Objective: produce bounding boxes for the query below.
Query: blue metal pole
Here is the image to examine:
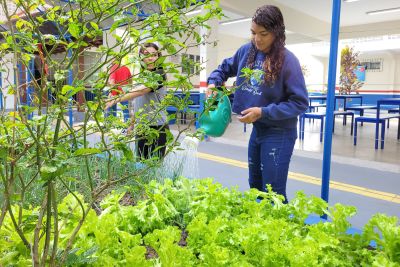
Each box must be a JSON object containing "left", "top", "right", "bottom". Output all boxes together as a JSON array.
[
  {"left": 321, "top": 0, "right": 341, "bottom": 212},
  {"left": 27, "top": 58, "right": 35, "bottom": 119},
  {"left": 67, "top": 49, "right": 74, "bottom": 127}
]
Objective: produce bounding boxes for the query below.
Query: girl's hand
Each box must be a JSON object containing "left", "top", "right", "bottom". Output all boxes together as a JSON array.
[
  {"left": 206, "top": 84, "right": 218, "bottom": 98},
  {"left": 105, "top": 100, "right": 115, "bottom": 110},
  {"left": 238, "top": 107, "right": 262, "bottom": 123}
]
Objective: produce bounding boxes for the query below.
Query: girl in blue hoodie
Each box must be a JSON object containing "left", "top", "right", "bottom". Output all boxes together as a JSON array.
[{"left": 207, "top": 5, "right": 309, "bottom": 202}]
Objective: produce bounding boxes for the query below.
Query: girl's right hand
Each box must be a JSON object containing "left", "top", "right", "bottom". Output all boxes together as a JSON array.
[{"left": 206, "top": 84, "right": 218, "bottom": 98}]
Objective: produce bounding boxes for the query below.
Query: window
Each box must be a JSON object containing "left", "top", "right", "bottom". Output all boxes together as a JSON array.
[
  {"left": 181, "top": 54, "right": 200, "bottom": 75},
  {"left": 359, "top": 58, "right": 383, "bottom": 72}
]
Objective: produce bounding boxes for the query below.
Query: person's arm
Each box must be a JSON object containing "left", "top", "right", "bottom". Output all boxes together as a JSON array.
[
  {"left": 105, "top": 85, "right": 151, "bottom": 109},
  {"left": 207, "top": 47, "right": 242, "bottom": 87},
  {"left": 105, "top": 67, "right": 165, "bottom": 109}
]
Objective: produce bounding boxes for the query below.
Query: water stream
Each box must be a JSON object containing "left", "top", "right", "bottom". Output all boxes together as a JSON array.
[{"left": 160, "top": 136, "right": 200, "bottom": 179}]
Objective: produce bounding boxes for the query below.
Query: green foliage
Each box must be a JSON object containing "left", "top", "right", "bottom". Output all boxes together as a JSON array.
[{"left": 1, "top": 178, "right": 399, "bottom": 266}]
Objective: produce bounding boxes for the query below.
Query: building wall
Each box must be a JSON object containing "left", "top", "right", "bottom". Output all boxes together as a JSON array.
[
  {"left": 165, "top": 31, "right": 247, "bottom": 88},
  {"left": 392, "top": 53, "right": 400, "bottom": 93},
  {"left": 217, "top": 33, "right": 248, "bottom": 86},
  {"left": 358, "top": 51, "right": 396, "bottom": 93},
  {"left": 315, "top": 50, "right": 400, "bottom": 104},
  {"left": 1, "top": 53, "right": 15, "bottom": 109},
  {"left": 287, "top": 43, "right": 326, "bottom": 93}
]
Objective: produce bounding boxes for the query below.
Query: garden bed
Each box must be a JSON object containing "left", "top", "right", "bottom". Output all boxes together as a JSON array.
[{"left": 1, "top": 178, "right": 399, "bottom": 266}]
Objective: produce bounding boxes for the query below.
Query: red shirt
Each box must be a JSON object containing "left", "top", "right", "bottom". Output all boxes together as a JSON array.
[{"left": 109, "top": 64, "right": 131, "bottom": 96}]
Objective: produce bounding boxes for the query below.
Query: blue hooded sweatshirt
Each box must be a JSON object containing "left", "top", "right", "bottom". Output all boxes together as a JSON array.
[{"left": 207, "top": 42, "right": 309, "bottom": 129}]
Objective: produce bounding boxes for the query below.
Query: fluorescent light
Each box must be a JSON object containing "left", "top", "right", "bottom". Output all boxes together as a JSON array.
[
  {"left": 186, "top": 9, "right": 201, "bottom": 16},
  {"left": 220, "top": 17, "right": 252, "bottom": 26},
  {"left": 343, "top": 0, "right": 361, "bottom": 3},
  {"left": 366, "top": 7, "right": 400, "bottom": 15}
]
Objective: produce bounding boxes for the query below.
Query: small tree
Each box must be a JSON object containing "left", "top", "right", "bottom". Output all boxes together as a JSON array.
[
  {"left": 339, "top": 46, "right": 363, "bottom": 95},
  {"left": 0, "top": 0, "right": 221, "bottom": 265}
]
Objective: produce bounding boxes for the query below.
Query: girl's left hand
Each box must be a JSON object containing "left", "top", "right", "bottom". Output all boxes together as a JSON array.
[{"left": 238, "top": 107, "right": 262, "bottom": 123}]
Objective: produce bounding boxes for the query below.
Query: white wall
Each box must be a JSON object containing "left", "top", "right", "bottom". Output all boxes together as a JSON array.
[
  {"left": 217, "top": 34, "right": 248, "bottom": 63},
  {"left": 304, "top": 49, "right": 399, "bottom": 95},
  {"left": 299, "top": 54, "right": 325, "bottom": 92},
  {"left": 166, "top": 31, "right": 247, "bottom": 87},
  {"left": 217, "top": 33, "right": 248, "bottom": 86},
  {"left": 357, "top": 51, "right": 396, "bottom": 92},
  {"left": 1, "top": 53, "right": 15, "bottom": 110},
  {"left": 395, "top": 53, "right": 400, "bottom": 91},
  {"left": 287, "top": 43, "right": 326, "bottom": 92}
]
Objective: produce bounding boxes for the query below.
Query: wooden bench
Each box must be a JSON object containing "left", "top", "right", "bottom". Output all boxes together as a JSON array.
[
  {"left": 353, "top": 114, "right": 400, "bottom": 149},
  {"left": 299, "top": 110, "right": 354, "bottom": 142}
]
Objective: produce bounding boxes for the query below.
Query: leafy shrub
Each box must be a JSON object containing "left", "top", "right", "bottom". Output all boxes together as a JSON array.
[{"left": 1, "top": 178, "right": 398, "bottom": 266}]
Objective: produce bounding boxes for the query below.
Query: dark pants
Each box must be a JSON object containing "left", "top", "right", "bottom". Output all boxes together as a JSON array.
[
  {"left": 106, "top": 101, "right": 129, "bottom": 122},
  {"left": 137, "top": 125, "right": 169, "bottom": 159},
  {"left": 248, "top": 125, "right": 297, "bottom": 203}
]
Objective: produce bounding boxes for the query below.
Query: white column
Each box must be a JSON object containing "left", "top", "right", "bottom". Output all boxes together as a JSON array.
[
  {"left": 199, "top": 12, "right": 219, "bottom": 93},
  {"left": 4, "top": 53, "right": 15, "bottom": 110}
]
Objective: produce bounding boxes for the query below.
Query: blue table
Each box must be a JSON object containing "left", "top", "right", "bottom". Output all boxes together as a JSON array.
[
  {"left": 335, "top": 94, "right": 363, "bottom": 110},
  {"left": 308, "top": 95, "right": 327, "bottom": 112},
  {"left": 308, "top": 94, "right": 363, "bottom": 111},
  {"left": 308, "top": 95, "right": 327, "bottom": 104},
  {"left": 375, "top": 98, "right": 400, "bottom": 149}
]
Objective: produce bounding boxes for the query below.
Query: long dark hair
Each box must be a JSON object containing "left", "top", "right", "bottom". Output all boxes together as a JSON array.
[{"left": 246, "top": 5, "right": 286, "bottom": 84}]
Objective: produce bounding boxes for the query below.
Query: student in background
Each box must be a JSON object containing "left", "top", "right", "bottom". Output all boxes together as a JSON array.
[
  {"left": 106, "top": 43, "right": 169, "bottom": 159},
  {"left": 106, "top": 61, "right": 131, "bottom": 122}
]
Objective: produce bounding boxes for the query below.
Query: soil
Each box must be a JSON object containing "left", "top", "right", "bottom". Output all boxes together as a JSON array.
[
  {"left": 119, "top": 192, "right": 136, "bottom": 206},
  {"left": 145, "top": 245, "right": 159, "bottom": 259},
  {"left": 178, "top": 229, "right": 188, "bottom": 247}
]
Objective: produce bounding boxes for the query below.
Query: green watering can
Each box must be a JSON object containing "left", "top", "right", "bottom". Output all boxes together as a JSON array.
[{"left": 199, "top": 92, "right": 232, "bottom": 137}]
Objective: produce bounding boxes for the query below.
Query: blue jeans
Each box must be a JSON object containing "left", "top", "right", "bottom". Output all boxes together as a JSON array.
[
  {"left": 106, "top": 101, "right": 129, "bottom": 122},
  {"left": 248, "top": 125, "right": 297, "bottom": 203}
]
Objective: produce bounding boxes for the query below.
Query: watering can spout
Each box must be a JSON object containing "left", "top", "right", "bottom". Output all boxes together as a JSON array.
[{"left": 199, "top": 92, "right": 232, "bottom": 137}]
